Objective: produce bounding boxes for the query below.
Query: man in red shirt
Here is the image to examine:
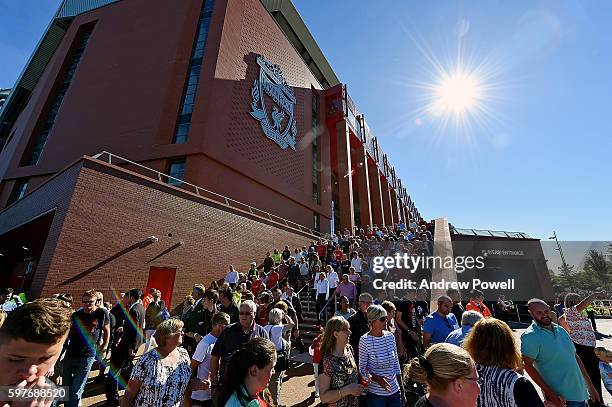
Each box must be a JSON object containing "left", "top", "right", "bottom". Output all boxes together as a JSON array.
[
  {"left": 316, "top": 240, "right": 327, "bottom": 259},
  {"left": 333, "top": 246, "right": 344, "bottom": 262},
  {"left": 251, "top": 271, "right": 266, "bottom": 297},
  {"left": 465, "top": 289, "right": 492, "bottom": 318},
  {"left": 267, "top": 267, "right": 280, "bottom": 289},
  {"left": 142, "top": 287, "right": 155, "bottom": 310}
]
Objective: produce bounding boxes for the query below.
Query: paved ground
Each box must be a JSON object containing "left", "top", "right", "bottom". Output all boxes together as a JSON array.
[{"left": 80, "top": 319, "right": 612, "bottom": 406}]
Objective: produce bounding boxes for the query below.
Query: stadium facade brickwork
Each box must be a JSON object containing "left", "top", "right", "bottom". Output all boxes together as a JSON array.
[
  {"left": 0, "top": 0, "right": 420, "bottom": 305},
  {"left": 0, "top": 157, "right": 315, "bottom": 305}
]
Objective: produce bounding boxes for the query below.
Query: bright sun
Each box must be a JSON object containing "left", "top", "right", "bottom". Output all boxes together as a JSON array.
[{"left": 431, "top": 71, "right": 482, "bottom": 116}]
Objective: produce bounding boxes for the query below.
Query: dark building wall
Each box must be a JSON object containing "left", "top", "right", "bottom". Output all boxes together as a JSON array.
[
  {"left": 0, "top": 164, "right": 82, "bottom": 299},
  {"left": 451, "top": 234, "right": 555, "bottom": 301},
  {"left": 0, "top": 158, "right": 316, "bottom": 306},
  {"left": 0, "top": 0, "right": 332, "bottom": 231}
]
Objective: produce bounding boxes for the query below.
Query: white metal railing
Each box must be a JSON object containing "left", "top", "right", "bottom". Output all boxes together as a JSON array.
[{"left": 91, "top": 151, "right": 326, "bottom": 238}]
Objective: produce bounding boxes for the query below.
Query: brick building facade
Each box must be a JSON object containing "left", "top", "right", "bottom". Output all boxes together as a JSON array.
[{"left": 0, "top": 0, "right": 422, "bottom": 304}]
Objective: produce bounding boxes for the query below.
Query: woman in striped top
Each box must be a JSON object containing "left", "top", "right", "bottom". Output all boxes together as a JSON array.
[{"left": 358, "top": 305, "right": 405, "bottom": 407}]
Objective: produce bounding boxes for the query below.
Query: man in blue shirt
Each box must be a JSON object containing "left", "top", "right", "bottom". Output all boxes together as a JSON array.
[
  {"left": 445, "top": 310, "right": 482, "bottom": 346},
  {"left": 397, "top": 220, "right": 406, "bottom": 232},
  {"left": 423, "top": 295, "right": 459, "bottom": 348},
  {"left": 521, "top": 298, "right": 600, "bottom": 407}
]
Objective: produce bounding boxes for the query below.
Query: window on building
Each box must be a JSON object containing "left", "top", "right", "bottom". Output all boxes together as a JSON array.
[
  {"left": 172, "top": 0, "right": 215, "bottom": 144},
  {"left": 312, "top": 142, "right": 319, "bottom": 203},
  {"left": 6, "top": 179, "right": 29, "bottom": 206},
  {"left": 313, "top": 212, "right": 320, "bottom": 232},
  {"left": 21, "top": 25, "right": 94, "bottom": 166},
  {"left": 167, "top": 158, "right": 186, "bottom": 187},
  {"left": 311, "top": 88, "right": 321, "bottom": 204}
]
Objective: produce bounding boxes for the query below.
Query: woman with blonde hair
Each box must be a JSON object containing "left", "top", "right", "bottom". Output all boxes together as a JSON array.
[
  {"left": 463, "top": 318, "right": 546, "bottom": 407},
  {"left": 406, "top": 343, "right": 480, "bottom": 407},
  {"left": 359, "top": 304, "right": 404, "bottom": 406},
  {"left": 122, "top": 318, "right": 194, "bottom": 407},
  {"left": 319, "top": 316, "right": 364, "bottom": 407}
]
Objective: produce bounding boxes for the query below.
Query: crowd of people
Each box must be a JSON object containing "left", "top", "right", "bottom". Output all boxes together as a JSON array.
[{"left": 0, "top": 219, "right": 611, "bottom": 407}]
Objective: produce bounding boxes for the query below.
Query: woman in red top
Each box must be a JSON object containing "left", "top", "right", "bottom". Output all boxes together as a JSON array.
[{"left": 310, "top": 327, "right": 324, "bottom": 398}]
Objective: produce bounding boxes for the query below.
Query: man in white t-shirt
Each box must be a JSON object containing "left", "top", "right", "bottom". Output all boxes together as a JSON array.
[
  {"left": 298, "top": 257, "right": 309, "bottom": 286},
  {"left": 350, "top": 253, "right": 362, "bottom": 274},
  {"left": 326, "top": 265, "right": 339, "bottom": 313},
  {"left": 190, "top": 312, "right": 230, "bottom": 406}
]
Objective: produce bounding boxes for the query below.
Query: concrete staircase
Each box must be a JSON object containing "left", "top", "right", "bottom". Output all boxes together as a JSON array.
[{"left": 297, "top": 287, "right": 321, "bottom": 347}]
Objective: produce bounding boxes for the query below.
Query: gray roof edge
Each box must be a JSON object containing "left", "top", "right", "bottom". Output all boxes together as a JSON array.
[
  {"left": 57, "top": 0, "right": 120, "bottom": 18},
  {"left": 261, "top": 0, "right": 340, "bottom": 87},
  {"left": 0, "top": 1, "right": 65, "bottom": 126}
]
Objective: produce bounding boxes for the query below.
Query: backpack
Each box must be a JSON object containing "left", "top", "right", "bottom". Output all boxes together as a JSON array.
[{"left": 265, "top": 325, "right": 289, "bottom": 371}]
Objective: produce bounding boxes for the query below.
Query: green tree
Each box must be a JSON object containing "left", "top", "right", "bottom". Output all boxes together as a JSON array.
[
  {"left": 575, "top": 268, "right": 600, "bottom": 292},
  {"left": 558, "top": 263, "right": 577, "bottom": 292},
  {"left": 549, "top": 268, "right": 565, "bottom": 296},
  {"left": 583, "top": 249, "right": 611, "bottom": 291}
]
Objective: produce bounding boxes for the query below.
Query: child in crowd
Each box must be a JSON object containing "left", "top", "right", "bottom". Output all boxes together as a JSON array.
[
  {"left": 309, "top": 327, "right": 324, "bottom": 398},
  {"left": 595, "top": 347, "right": 612, "bottom": 396}
]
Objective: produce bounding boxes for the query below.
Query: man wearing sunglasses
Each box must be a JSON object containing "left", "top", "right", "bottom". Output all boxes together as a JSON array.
[
  {"left": 209, "top": 300, "right": 268, "bottom": 398},
  {"left": 62, "top": 289, "right": 110, "bottom": 407},
  {"left": 422, "top": 295, "right": 459, "bottom": 349}
]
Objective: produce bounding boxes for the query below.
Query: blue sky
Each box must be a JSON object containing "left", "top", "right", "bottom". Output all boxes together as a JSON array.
[{"left": 1, "top": 0, "right": 610, "bottom": 241}]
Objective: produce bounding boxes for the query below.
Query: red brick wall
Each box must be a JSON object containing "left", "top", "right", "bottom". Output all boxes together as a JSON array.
[
  {"left": 37, "top": 159, "right": 314, "bottom": 307},
  {"left": 187, "top": 0, "right": 333, "bottom": 229},
  {"left": 0, "top": 164, "right": 82, "bottom": 298},
  {"left": 0, "top": 0, "right": 332, "bottom": 231}
]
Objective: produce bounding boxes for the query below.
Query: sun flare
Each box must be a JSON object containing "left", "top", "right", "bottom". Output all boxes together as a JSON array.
[
  {"left": 399, "top": 25, "right": 505, "bottom": 137},
  {"left": 432, "top": 71, "right": 482, "bottom": 116}
]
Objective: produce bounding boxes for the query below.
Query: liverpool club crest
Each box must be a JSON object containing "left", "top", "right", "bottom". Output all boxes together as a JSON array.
[{"left": 250, "top": 55, "right": 297, "bottom": 150}]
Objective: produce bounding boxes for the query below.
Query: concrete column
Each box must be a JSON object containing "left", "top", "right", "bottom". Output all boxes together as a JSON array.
[
  {"left": 368, "top": 164, "right": 384, "bottom": 226},
  {"left": 380, "top": 176, "right": 393, "bottom": 227},
  {"left": 335, "top": 121, "right": 355, "bottom": 232},
  {"left": 352, "top": 146, "right": 372, "bottom": 228},
  {"left": 430, "top": 217, "right": 455, "bottom": 312}
]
